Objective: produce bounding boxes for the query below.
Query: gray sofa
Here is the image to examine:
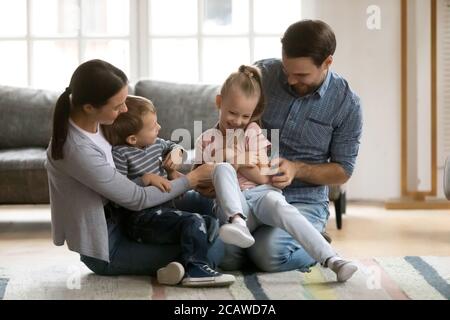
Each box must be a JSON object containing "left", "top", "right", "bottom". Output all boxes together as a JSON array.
[{"left": 0, "top": 81, "right": 346, "bottom": 228}]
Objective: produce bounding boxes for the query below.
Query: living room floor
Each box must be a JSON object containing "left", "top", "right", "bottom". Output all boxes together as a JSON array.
[{"left": 0, "top": 203, "right": 449, "bottom": 269}]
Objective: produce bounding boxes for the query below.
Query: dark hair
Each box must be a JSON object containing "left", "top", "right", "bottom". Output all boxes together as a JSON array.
[
  {"left": 220, "top": 65, "right": 265, "bottom": 126},
  {"left": 51, "top": 59, "right": 128, "bottom": 160},
  {"left": 102, "top": 95, "right": 156, "bottom": 146},
  {"left": 281, "top": 20, "right": 336, "bottom": 66}
]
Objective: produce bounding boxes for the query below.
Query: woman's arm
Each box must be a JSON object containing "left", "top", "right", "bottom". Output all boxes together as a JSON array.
[{"left": 58, "top": 143, "right": 210, "bottom": 211}]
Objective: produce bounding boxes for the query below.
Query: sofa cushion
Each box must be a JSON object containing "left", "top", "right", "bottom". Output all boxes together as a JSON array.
[
  {"left": 0, "top": 85, "right": 57, "bottom": 148},
  {"left": 0, "top": 148, "right": 49, "bottom": 203},
  {"left": 134, "top": 80, "right": 219, "bottom": 149}
]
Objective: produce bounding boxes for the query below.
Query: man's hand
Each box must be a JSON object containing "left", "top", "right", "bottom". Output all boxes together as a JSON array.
[
  {"left": 142, "top": 173, "right": 172, "bottom": 192},
  {"left": 269, "top": 158, "right": 297, "bottom": 189}
]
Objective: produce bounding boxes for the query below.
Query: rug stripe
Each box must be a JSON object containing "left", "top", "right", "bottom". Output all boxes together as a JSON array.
[
  {"left": 376, "top": 257, "right": 444, "bottom": 300},
  {"left": 405, "top": 256, "right": 450, "bottom": 300},
  {"left": 302, "top": 267, "right": 338, "bottom": 300},
  {"left": 0, "top": 278, "right": 8, "bottom": 300},
  {"left": 256, "top": 271, "right": 309, "bottom": 300},
  {"left": 242, "top": 271, "right": 269, "bottom": 300},
  {"left": 311, "top": 261, "right": 392, "bottom": 300},
  {"left": 229, "top": 272, "right": 256, "bottom": 300},
  {"left": 359, "top": 259, "right": 410, "bottom": 300},
  {"left": 422, "top": 257, "right": 450, "bottom": 285},
  {"left": 150, "top": 277, "right": 166, "bottom": 300}
]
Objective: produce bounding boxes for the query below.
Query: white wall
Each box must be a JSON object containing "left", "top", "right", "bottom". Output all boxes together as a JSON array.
[{"left": 302, "top": 0, "right": 402, "bottom": 200}]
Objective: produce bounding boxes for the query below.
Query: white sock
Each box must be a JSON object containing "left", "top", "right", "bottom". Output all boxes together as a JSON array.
[{"left": 231, "top": 214, "right": 247, "bottom": 227}]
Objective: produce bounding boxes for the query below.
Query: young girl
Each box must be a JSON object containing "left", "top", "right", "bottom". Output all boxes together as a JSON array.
[
  {"left": 102, "top": 95, "right": 235, "bottom": 287},
  {"left": 195, "top": 65, "right": 358, "bottom": 282}
]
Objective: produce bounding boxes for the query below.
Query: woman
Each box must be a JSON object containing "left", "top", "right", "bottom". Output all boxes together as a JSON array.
[{"left": 45, "top": 59, "right": 224, "bottom": 278}]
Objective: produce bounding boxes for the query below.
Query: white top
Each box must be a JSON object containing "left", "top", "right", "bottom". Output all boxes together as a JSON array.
[{"left": 69, "top": 118, "right": 116, "bottom": 168}]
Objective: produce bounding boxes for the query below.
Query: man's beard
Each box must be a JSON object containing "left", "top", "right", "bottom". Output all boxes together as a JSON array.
[{"left": 294, "top": 83, "right": 319, "bottom": 96}]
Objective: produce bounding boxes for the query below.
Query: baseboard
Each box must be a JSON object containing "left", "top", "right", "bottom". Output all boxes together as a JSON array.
[{"left": 385, "top": 197, "right": 450, "bottom": 209}]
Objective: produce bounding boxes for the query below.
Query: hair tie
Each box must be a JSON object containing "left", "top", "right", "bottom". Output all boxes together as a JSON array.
[{"left": 243, "top": 70, "right": 254, "bottom": 78}]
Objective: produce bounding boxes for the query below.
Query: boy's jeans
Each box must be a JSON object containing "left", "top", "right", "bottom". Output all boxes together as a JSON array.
[{"left": 80, "top": 193, "right": 223, "bottom": 276}]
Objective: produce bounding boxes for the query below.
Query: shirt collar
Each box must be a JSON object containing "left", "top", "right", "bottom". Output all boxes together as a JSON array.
[{"left": 316, "top": 69, "right": 332, "bottom": 98}]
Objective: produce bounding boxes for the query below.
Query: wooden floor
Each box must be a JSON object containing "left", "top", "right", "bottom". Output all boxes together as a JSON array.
[{"left": 0, "top": 203, "right": 449, "bottom": 268}]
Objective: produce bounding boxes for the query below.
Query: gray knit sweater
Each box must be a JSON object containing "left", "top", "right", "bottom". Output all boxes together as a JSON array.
[{"left": 45, "top": 125, "right": 191, "bottom": 262}]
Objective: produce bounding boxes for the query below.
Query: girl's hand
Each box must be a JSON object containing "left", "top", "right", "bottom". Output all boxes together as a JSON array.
[{"left": 142, "top": 173, "right": 172, "bottom": 192}]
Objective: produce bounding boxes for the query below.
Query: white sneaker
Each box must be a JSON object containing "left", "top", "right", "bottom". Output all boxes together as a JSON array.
[
  {"left": 219, "top": 223, "right": 255, "bottom": 248},
  {"left": 157, "top": 262, "right": 185, "bottom": 285}
]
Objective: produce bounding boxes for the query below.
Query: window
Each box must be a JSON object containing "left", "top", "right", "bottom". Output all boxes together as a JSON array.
[
  {"left": 0, "top": 0, "right": 130, "bottom": 90},
  {"left": 0, "top": 0, "right": 302, "bottom": 89},
  {"left": 147, "top": 0, "right": 302, "bottom": 84}
]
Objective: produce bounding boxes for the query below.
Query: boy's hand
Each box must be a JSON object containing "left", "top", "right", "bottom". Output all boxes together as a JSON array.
[
  {"left": 142, "top": 173, "right": 172, "bottom": 192},
  {"left": 163, "top": 148, "right": 184, "bottom": 172}
]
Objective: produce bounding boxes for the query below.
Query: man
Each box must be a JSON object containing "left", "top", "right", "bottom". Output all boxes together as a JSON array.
[{"left": 220, "top": 20, "right": 363, "bottom": 272}]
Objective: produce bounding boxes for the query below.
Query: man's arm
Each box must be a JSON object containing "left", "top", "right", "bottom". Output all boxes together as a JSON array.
[
  {"left": 270, "top": 159, "right": 349, "bottom": 189},
  {"left": 295, "top": 161, "right": 349, "bottom": 184},
  {"left": 271, "top": 93, "right": 362, "bottom": 189}
]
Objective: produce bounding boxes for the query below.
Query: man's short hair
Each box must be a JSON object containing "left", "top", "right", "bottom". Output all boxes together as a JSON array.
[{"left": 281, "top": 20, "right": 336, "bottom": 66}]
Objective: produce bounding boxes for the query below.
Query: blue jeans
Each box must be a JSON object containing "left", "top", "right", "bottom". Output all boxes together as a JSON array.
[
  {"left": 80, "top": 191, "right": 223, "bottom": 276},
  {"left": 220, "top": 201, "right": 330, "bottom": 273}
]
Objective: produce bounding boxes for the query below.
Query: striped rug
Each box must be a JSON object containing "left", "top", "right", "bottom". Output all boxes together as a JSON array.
[{"left": 0, "top": 256, "right": 448, "bottom": 300}]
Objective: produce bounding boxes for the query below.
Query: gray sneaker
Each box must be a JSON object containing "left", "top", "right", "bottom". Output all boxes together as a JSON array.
[
  {"left": 157, "top": 262, "right": 185, "bottom": 285},
  {"left": 330, "top": 260, "right": 358, "bottom": 282},
  {"left": 181, "top": 264, "right": 235, "bottom": 287}
]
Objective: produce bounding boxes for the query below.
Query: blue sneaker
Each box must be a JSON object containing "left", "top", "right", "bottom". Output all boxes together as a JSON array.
[{"left": 181, "top": 263, "right": 235, "bottom": 287}]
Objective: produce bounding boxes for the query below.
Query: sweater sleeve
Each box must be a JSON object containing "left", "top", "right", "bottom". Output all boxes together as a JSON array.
[{"left": 61, "top": 142, "right": 191, "bottom": 211}]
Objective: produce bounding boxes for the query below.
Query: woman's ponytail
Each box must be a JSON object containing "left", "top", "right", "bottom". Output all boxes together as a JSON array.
[{"left": 50, "top": 88, "right": 72, "bottom": 160}]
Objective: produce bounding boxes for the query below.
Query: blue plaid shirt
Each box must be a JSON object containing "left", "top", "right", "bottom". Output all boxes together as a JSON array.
[{"left": 256, "top": 59, "right": 363, "bottom": 204}]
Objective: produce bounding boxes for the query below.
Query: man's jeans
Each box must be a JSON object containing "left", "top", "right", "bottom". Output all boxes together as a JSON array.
[
  {"left": 220, "top": 201, "right": 330, "bottom": 273},
  {"left": 80, "top": 191, "right": 223, "bottom": 276}
]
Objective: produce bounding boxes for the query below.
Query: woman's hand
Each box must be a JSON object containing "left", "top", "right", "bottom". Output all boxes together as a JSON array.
[
  {"left": 167, "top": 170, "right": 185, "bottom": 180},
  {"left": 142, "top": 173, "right": 172, "bottom": 192},
  {"left": 186, "top": 163, "right": 215, "bottom": 188},
  {"left": 195, "top": 184, "right": 216, "bottom": 198}
]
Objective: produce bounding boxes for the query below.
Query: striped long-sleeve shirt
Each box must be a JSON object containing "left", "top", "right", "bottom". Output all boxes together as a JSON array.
[{"left": 112, "top": 138, "right": 184, "bottom": 185}]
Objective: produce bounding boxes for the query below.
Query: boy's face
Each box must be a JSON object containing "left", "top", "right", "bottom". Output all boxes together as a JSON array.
[{"left": 129, "top": 112, "right": 160, "bottom": 148}]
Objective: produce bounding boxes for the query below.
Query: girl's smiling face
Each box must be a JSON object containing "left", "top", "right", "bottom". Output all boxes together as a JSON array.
[{"left": 216, "top": 86, "right": 260, "bottom": 133}]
